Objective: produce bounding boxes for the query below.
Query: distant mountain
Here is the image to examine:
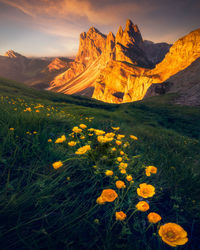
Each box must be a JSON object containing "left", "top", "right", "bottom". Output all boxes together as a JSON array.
[{"left": 0, "top": 51, "right": 72, "bottom": 89}]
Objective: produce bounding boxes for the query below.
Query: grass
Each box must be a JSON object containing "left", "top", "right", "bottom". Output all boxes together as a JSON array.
[{"left": 0, "top": 77, "right": 200, "bottom": 249}]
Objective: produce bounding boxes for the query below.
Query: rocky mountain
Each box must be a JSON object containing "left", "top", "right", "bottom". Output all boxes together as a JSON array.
[
  {"left": 123, "top": 28, "right": 200, "bottom": 103},
  {"left": 145, "top": 58, "right": 200, "bottom": 105},
  {"left": 143, "top": 40, "right": 172, "bottom": 64},
  {"left": 49, "top": 19, "right": 152, "bottom": 96},
  {"left": 0, "top": 51, "right": 71, "bottom": 89}
]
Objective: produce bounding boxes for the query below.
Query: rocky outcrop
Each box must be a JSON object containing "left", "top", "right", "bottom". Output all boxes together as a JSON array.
[
  {"left": 123, "top": 28, "right": 200, "bottom": 103},
  {"left": 145, "top": 58, "right": 200, "bottom": 105},
  {"left": 49, "top": 19, "right": 151, "bottom": 96},
  {"left": 115, "top": 20, "right": 151, "bottom": 67},
  {"left": 4, "top": 50, "right": 25, "bottom": 58}
]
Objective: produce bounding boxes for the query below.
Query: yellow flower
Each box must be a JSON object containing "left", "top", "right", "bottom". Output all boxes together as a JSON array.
[
  {"left": 105, "top": 170, "right": 114, "bottom": 176},
  {"left": 116, "top": 140, "right": 122, "bottom": 145},
  {"left": 126, "top": 175, "right": 133, "bottom": 181},
  {"left": 100, "top": 189, "right": 118, "bottom": 202},
  {"left": 105, "top": 132, "right": 115, "bottom": 138},
  {"left": 147, "top": 212, "right": 162, "bottom": 223},
  {"left": 48, "top": 139, "right": 52, "bottom": 142},
  {"left": 80, "top": 136, "right": 85, "bottom": 139},
  {"left": 35, "top": 110, "right": 40, "bottom": 112},
  {"left": 72, "top": 126, "right": 82, "bottom": 133},
  {"left": 88, "top": 128, "right": 95, "bottom": 132},
  {"left": 158, "top": 223, "right": 188, "bottom": 247},
  {"left": 119, "top": 162, "right": 128, "bottom": 169},
  {"left": 136, "top": 201, "right": 149, "bottom": 212},
  {"left": 130, "top": 135, "right": 138, "bottom": 140},
  {"left": 117, "top": 157, "right": 123, "bottom": 162},
  {"left": 33, "top": 131, "right": 37, "bottom": 134},
  {"left": 75, "top": 145, "right": 91, "bottom": 155},
  {"left": 97, "top": 135, "right": 113, "bottom": 143},
  {"left": 94, "top": 129, "right": 105, "bottom": 135},
  {"left": 116, "top": 180, "right": 126, "bottom": 189},
  {"left": 88, "top": 133, "right": 93, "bottom": 136},
  {"left": 52, "top": 161, "right": 63, "bottom": 169},
  {"left": 120, "top": 169, "right": 126, "bottom": 174},
  {"left": 79, "top": 124, "right": 87, "bottom": 129},
  {"left": 112, "top": 127, "right": 120, "bottom": 131},
  {"left": 115, "top": 211, "right": 127, "bottom": 221},
  {"left": 137, "top": 183, "right": 155, "bottom": 198},
  {"left": 120, "top": 151, "right": 125, "bottom": 155},
  {"left": 112, "top": 147, "right": 117, "bottom": 151},
  {"left": 145, "top": 166, "right": 157, "bottom": 176},
  {"left": 96, "top": 196, "right": 105, "bottom": 205},
  {"left": 55, "top": 135, "right": 66, "bottom": 143},
  {"left": 117, "top": 134, "right": 125, "bottom": 140},
  {"left": 9, "top": 128, "right": 14, "bottom": 131},
  {"left": 68, "top": 141, "right": 77, "bottom": 146}
]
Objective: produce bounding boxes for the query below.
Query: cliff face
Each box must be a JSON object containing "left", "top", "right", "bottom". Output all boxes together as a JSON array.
[
  {"left": 49, "top": 19, "right": 152, "bottom": 97},
  {"left": 123, "top": 28, "right": 200, "bottom": 103},
  {"left": 48, "top": 21, "right": 200, "bottom": 105}
]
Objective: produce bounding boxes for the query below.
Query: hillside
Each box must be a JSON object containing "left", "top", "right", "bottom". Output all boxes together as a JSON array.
[{"left": 0, "top": 77, "right": 200, "bottom": 249}]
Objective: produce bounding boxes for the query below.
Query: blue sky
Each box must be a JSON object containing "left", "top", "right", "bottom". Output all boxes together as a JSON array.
[{"left": 0, "top": 0, "right": 199, "bottom": 57}]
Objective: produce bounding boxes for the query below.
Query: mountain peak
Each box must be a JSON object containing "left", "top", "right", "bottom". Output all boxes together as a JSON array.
[{"left": 4, "top": 50, "right": 23, "bottom": 58}]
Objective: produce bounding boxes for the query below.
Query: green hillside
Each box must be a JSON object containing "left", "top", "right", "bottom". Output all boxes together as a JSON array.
[{"left": 0, "top": 77, "right": 200, "bottom": 249}]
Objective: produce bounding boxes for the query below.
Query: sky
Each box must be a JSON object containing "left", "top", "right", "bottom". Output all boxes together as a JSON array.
[{"left": 0, "top": 0, "right": 200, "bottom": 57}]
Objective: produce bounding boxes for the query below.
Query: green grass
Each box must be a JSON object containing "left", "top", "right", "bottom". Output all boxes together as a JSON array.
[{"left": 0, "top": 77, "right": 200, "bottom": 249}]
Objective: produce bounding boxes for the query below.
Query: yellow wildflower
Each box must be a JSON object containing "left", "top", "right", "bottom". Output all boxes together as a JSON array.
[
  {"left": 137, "top": 183, "right": 155, "bottom": 198},
  {"left": 130, "top": 135, "right": 138, "bottom": 140},
  {"left": 117, "top": 157, "right": 123, "bottom": 162},
  {"left": 136, "top": 201, "right": 149, "bottom": 212},
  {"left": 55, "top": 135, "right": 66, "bottom": 143},
  {"left": 116, "top": 180, "right": 126, "bottom": 189},
  {"left": 115, "top": 211, "right": 127, "bottom": 221},
  {"left": 100, "top": 189, "right": 118, "bottom": 202},
  {"left": 72, "top": 126, "right": 82, "bottom": 133},
  {"left": 117, "top": 134, "right": 125, "bottom": 140},
  {"left": 120, "top": 169, "right": 126, "bottom": 174},
  {"left": 79, "top": 124, "right": 87, "bottom": 129},
  {"left": 94, "top": 129, "right": 105, "bottom": 135},
  {"left": 112, "top": 127, "right": 120, "bottom": 131},
  {"left": 75, "top": 145, "right": 91, "bottom": 155},
  {"left": 9, "top": 128, "right": 14, "bottom": 131},
  {"left": 68, "top": 141, "right": 77, "bottom": 146},
  {"left": 105, "top": 170, "right": 114, "bottom": 176},
  {"left": 112, "top": 147, "right": 117, "bottom": 151},
  {"left": 96, "top": 196, "right": 105, "bottom": 205},
  {"left": 116, "top": 140, "right": 122, "bottom": 145},
  {"left": 52, "top": 161, "right": 63, "bottom": 169},
  {"left": 126, "top": 175, "right": 133, "bottom": 181},
  {"left": 147, "top": 212, "right": 162, "bottom": 224},
  {"left": 48, "top": 139, "right": 52, "bottom": 142},
  {"left": 158, "top": 223, "right": 188, "bottom": 247},
  {"left": 120, "top": 151, "right": 125, "bottom": 155},
  {"left": 145, "top": 166, "right": 157, "bottom": 176}
]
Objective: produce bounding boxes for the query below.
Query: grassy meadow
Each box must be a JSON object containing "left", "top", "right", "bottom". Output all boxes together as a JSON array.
[{"left": 0, "top": 77, "right": 200, "bottom": 249}]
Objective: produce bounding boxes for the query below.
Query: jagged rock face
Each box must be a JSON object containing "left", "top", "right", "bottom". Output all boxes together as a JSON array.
[
  {"left": 92, "top": 61, "right": 146, "bottom": 103},
  {"left": 145, "top": 58, "right": 200, "bottom": 105},
  {"left": 47, "top": 58, "right": 69, "bottom": 72},
  {"left": 76, "top": 27, "right": 106, "bottom": 66},
  {"left": 49, "top": 19, "right": 151, "bottom": 97},
  {"left": 143, "top": 40, "right": 172, "bottom": 64},
  {"left": 115, "top": 20, "right": 151, "bottom": 67},
  {"left": 152, "top": 29, "right": 200, "bottom": 82},
  {"left": 123, "top": 28, "right": 200, "bottom": 103}
]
